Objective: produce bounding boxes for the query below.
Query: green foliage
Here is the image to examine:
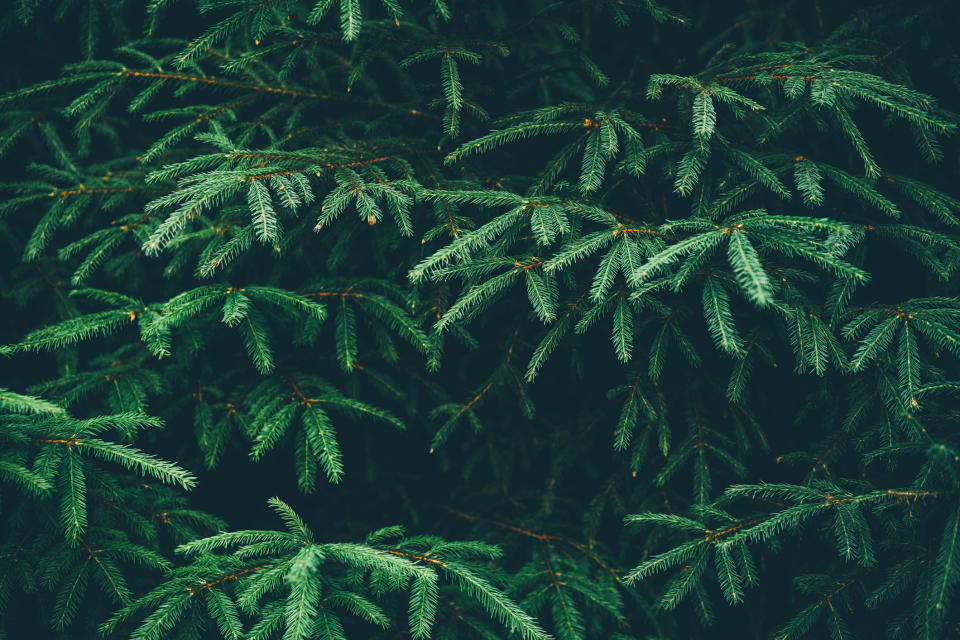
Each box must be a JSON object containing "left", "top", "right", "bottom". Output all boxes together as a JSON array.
[
  {"left": 2, "top": 1, "right": 960, "bottom": 639},
  {"left": 102, "top": 499, "right": 548, "bottom": 640},
  {"left": 0, "top": 389, "right": 219, "bottom": 630}
]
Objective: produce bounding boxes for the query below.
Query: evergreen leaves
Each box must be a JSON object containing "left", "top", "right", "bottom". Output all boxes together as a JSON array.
[
  {"left": 726, "top": 231, "right": 772, "bottom": 307},
  {"left": 2, "top": 2, "right": 960, "bottom": 640},
  {"left": 109, "top": 501, "right": 548, "bottom": 640},
  {"left": 0, "top": 393, "right": 210, "bottom": 629}
]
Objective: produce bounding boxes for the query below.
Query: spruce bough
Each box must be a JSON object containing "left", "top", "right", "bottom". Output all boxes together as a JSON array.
[{"left": 1, "top": 1, "right": 959, "bottom": 638}]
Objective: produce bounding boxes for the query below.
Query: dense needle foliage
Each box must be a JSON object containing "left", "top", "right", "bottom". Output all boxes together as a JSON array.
[{"left": 2, "top": 0, "right": 960, "bottom": 638}]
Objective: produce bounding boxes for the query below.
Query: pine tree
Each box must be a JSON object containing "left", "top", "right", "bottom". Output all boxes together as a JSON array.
[{"left": 2, "top": 1, "right": 960, "bottom": 638}]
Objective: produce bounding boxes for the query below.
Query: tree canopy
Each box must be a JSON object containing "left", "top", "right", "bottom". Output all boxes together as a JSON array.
[{"left": 2, "top": 1, "right": 960, "bottom": 638}]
